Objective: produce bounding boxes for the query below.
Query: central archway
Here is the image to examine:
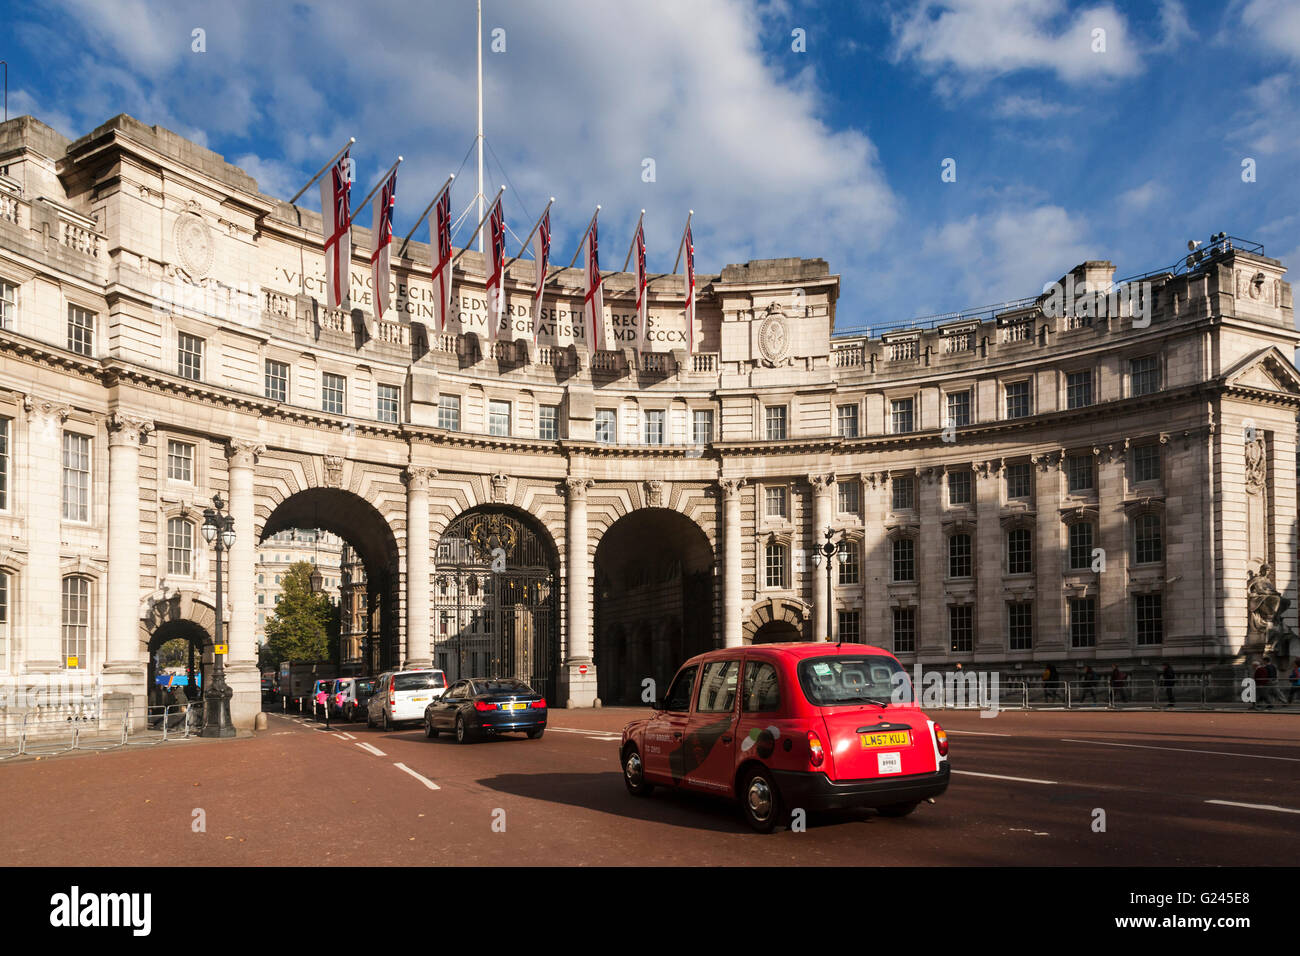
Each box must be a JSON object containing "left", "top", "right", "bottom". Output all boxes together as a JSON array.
[{"left": 593, "top": 508, "right": 715, "bottom": 706}]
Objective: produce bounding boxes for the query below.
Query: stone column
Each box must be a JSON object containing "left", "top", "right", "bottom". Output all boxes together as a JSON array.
[
  {"left": 23, "top": 397, "right": 71, "bottom": 671},
  {"left": 1096, "top": 445, "right": 1129, "bottom": 657},
  {"left": 974, "top": 460, "right": 1004, "bottom": 659},
  {"left": 720, "top": 478, "right": 747, "bottom": 647},
  {"left": 808, "top": 473, "right": 835, "bottom": 642},
  {"left": 226, "top": 440, "right": 264, "bottom": 728},
  {"left": 404, "top": 467, "right": 436, "bottom": 668},
  {"left": 105, "top": 413, "right": 152, "bottom": 671},
  {"left": 564, "top": 476, "right": 596, "bottom": 706}
]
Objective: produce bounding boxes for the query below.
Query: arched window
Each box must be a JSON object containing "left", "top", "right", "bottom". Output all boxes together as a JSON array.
[
  {"left": 1133, "top": 514, "right": 1163, "bottom": 564},
  {"left": 764, "top": 542, "right": 788, "bottom": 589},
  {"left": 61, "top": 576, "right": 90, "bottom": 669},
  {"left": 948, "top": 533, "right": 972, "bottom": 578},
  {"left": 167, "top": 517, "right": 193, "bottom": 576},
  {"left": 1067, "top": 521, "right": 1095, "bottom": 571}
]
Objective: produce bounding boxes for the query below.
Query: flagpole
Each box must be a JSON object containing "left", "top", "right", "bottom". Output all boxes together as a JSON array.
[
  {"left": 476, "top": 0, "right": 485, "bottom": 253},
  {"left": 671, "top": 210, "right": 694, "bottom": 275},
  {"left": 451, "top": 185, "right": 507, "bottom": 268},
  {"left": 351, "top": 157, "right": 404, "bottom": 219},
  {"left": 290, "top": 137, "right": 356, "bottom": 204},
  {"left": 502, "top": 198, "right": 556, "bottom": 271},
  {"left": 397, "top": 174, "right": 455, "bottom": 257},
  {"left": 565, "top": 205, "right": 602, "bottom": 269},
  {"left": 621, "top": 210, "right": 646, "bottom": 272}
]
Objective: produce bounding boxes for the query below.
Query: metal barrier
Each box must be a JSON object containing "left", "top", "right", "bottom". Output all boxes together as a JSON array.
[{"left": 127, "top": 703, "right": 203, "bottom": 745}]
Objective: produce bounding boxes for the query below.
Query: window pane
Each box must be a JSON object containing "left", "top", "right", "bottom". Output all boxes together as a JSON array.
[
  {"left": 948, "top": 533, "right": 972, "bottom": 578},
  {"left": 765, "top": 406, "right": 787, "bottom": 440},
  {"left": 692, "top": 409, "right": 714, "bottom": 444},
  {"left": 1068, "top": 522, "right": 1094, "bottom": 570},
  {"left": 892, "top": 537, "right": 915, "bottom": 582},
  {"left": 837, "top": 404, "right": 859, "bottom": 438},
  {"left": 837, "top": 480, "right": 860, "bottom": 515},
  {"left": 765, "top": 486, "right": 787, "bottom": 518},
  {"left": 177, "top": 332, "right": 204, "bottom": 381},
  {"left": 322, "top": 373, "right": 346, "bottom": 414},
  {"left": 167, "top": 440, "right": 193, "bottom": 482},
  {"left": 1136, "top": 594, "right": 1163, "bottom": 645},
  {"left": 0, "top": 280, "right": 15, "bottom": 330},
  {"left": 836, "top": 610, "right": 861, "bottom": 643},
  {"left": 1131, "top": 356, "right": 1159, "bottom": 396},
  {"left": 743, "top": 661, "right": 781, "bottom": 711},
  {"left": 538, "top": 405, "right": 559, "bottom": 440},
  {"left": 62, "top": 577, "right": 89, "bottom": 667},
  {"left": 892, "top": 476, "right": 914, "bottom": 511},
  {"left": 1008, "top": 602, "right": 1033, "bottom": 650},
  {"left": 167, "top": 518, "right": 193, "bottom": 575},
  {"left": 695, "top": 660, "right": 739, "bottom": 713},
  {"left": 595, "top": 409, "right": 615, "bottom": 444},
  {"left": 377, "top": 384, "right": 400, "bottom": 424},
  {"left": 837, "top": 541, "right": 859, "bottom": 585},
  {"left": 1005, "top": 381, "right": 1031, "bottom": 418},
  {"left": 62, "top": 433, "right": 90, "bottom": 522},
  {"left": 265, "top": 360, "right": 289, "bottom": 402},
  {"left": 765, "top": 544, "right": 787, "bottom": 588},
  {"left": 1069, "top": 597, "right": 1096, "bottom": 647},
  {"left": 949, "top": 605, "right": 973, "bottom": 652},
  {"left": 948, "top": 470, "right": 971, "bottom": 505},
  {"left": 1006, "top": 463, "right": 1032, "bottom": 499},
  {"left": 68, "top": 306, "right": 95, "bottom": 356},
  {"left": 0, "top": 418, "right": 8, "bottom": 510},
  {"left": 489, "top": 400, "right": 511, "bottom": 437},
  {"left": 1066, "top": 455, "right": 1093, "bottom": 493},
  {"left": 438, "top": 394, "right": 461, "bottom": 431},
  {"left": 892, "top": 607, "right": 915, "bottom": 653},
  {"left": 1133, "top": 444, "right": 1160, "bottom": 482},
  {"left": 1066, "top": 370, "right": 1093, "bottom": 409},
  {"left": 891, "top": 398, "right": 914, "bottom": 433},
  {"left": 1007, "top": 528, "right": 1032, "bottom": 574},
  {"left": 1134, "top": 514, "right": 1163, "bottom": 563},
  {"left": 644, "top": 409, "right": 664, "bottom": 444},
  {"left": 946, "top": 390, "right": 971, "bottom": 426}
]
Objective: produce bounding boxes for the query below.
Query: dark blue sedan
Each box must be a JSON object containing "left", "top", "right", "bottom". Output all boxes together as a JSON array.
[{"left": 424, "top": 678, "right": 547, "bottom": 744}]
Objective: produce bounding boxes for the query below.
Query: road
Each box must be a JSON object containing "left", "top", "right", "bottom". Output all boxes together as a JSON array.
[{"left": 2, "top": 707, "right": 1296, "bottom": 866}]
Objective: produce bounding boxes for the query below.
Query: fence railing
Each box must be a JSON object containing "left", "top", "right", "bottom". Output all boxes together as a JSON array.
[{"left": 0, "top": 701, "right": 204, "bottom": 760}]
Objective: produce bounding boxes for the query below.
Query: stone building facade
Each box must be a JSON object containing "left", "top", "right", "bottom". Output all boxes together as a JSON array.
[{"left": 0, "top": 113, "right": 1295, "bottom": 728}]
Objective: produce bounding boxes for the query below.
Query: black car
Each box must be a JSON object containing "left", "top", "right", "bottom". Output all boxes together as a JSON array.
[{"left": 424, "top": 678, "right": 547, "bottom": 744}]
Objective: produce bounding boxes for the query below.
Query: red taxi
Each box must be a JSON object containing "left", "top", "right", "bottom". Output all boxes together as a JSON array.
[{"left": 620, "top": 642, "right": 950, "bottom": 832}]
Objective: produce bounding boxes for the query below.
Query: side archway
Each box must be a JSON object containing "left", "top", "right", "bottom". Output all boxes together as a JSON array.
[
  {"left": 744, "top": 597, "right": 811, "bottom": 644},
  {"left": 139, "top": 588, "right": 217, "bottom": 706}
]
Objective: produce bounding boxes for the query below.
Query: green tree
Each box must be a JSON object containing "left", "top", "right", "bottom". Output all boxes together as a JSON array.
[{"left": 263, "top": 561, "right": 340, "bottom": 666}]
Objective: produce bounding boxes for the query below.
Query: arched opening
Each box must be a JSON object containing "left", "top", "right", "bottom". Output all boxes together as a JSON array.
[
  {"left": 146, "top": 620, "right": 211, "bottom": 712},
  {"left": 433, "top": 507, "right": 559, "bottom": 702},
  {"left": 258, "top": 488, "right": 401, "bottom": 678},
  {"left": 593, "top": 508, "right": 715, "bottom": 706},
  {"left": 752, "top": 620, "right": 802, "bottom": 644}
]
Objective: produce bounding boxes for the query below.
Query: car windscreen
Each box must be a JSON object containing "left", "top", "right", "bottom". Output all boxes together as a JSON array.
[
  {"left": 393, "top": 673, "right": 441, "bottom": 692},
  {"left": 474, "top": 680, "right": 531, "bottom": 696},
  {"left": 356, "top": 680, "right": 375, "bottom": 694},
  {"left": 797, "top": 656, "right": 910, "bottom": 706}
]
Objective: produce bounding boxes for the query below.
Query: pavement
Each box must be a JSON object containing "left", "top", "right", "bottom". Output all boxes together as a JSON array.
[{"left": 2, "top": 706, "right": 1296, "bottom": 866}]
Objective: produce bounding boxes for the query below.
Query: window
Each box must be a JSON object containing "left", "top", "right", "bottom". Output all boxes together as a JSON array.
[
  {"left": 837, "top": 403, "right": 859, "bottom": 438},
  {"left": 0, "top": 571, "right": 8, "bottom": 667},
  {"left": 0, "top": 280, "right": 14, "bottom": 329},
  {"left": 743, "top": 661, "right": 781, "bottom": 711},
  {"left": 765, "top": 486, "right": 787, "bottom": 519},
  {"left": 1066, "top": 370, "right": 1093, "bottom": 409},
  {"left": 538, "top": 405, "right": 559, "bottom": 440},
  {"left": 1069, "top": 597, "right": 1097, "bottom": 648},
  {"left": 68, "top": 306, "right": 95, "bottom": 356},
  {"left": 1005, "top": 380, "right": 1031, "bottom": 419},
  {"left": 1130, "top": 356, "right": 1159, "bottom": 396},
  {"left": 1066, "top": 454, "right": 1093, "bottom": 493},
  {"left": 948, "top": 533, "right": 972, "bottom": 578},
  {"left": 1134, "top": 514, "right": 1163, "bottom": 564},
  {"left": 488, "top": 400, "right": 512, "bottom": 437},
  {"left": 258, "top": 593, "right": 264, "bottom": 605},
  {"left": 322, "top": 372, "right": 346, "bottom": 414},
  {"left": 62, "top": 432, "right": 90, "bottom": 522},
  {"left": 177, "top": 332, "right": 204, "bottom": 381},
  {"left": 1135, "top": 594, "right": 1163, "bottom": 646},
  {"left": 1068, "top": 521, "right": 1095, "bottom": 571},
  {"left": 1133, "top": 443, "right": 1161, "bottom": 483},
  {"left": 1008, "top": 602, "right": 1033, "bottom": 650},
  {"left": 438, "top": 394, "right": 461, "bottom": 431},
  {"left": 695, "top": 660, "right": 739, "bottom": 713},
  {"left": 0, "top": 418, "right": 8, "bottom": 510},
  {"left": 62, "top": 577, "right": 90, "bottom": 668},
  {"left": 377, "top": 384, "right": 400, "bottom": 424},
  {"left": 837, "top": 610, "right": 861, "bottom": 643},
  {"left": 644, "top": 409, "right": 665, "bottom": 445},
  {"left": 692, "top": 409, "right": 714, "bottom": 445},
  {"left": 167, "top": 518, "right": 193, "bottom": 576},
  {"left": 949, "top": 605, "right": 973, "bottom": 653},
  {"left": 595, "top": 408, "right": 616, "bottom": 444},
  {"left": 837, "top": 479, "right": 860, "bottom": 515},
  {"left": 892, "top": 607, "right": 916, "bottom": 653},
  {"left": 1007, "top": 527, "right": 1032, "bottom": 574},
  {"left": 765, "top": 405, "right": 787, "bottom": 441},
  {"left": 664, "top": 665, "right": 699, "bottom": 712},
  {"left": 892, "top": 537, "right": 915, "bottom": 582},
  {"left": 948, "top": 469, "right": 971, "bottom": 506},
  {"left": 946, "top": 390, "right": 971, "bottom": 427},
  {"left": 1006, "top": 462, "right": 1032, "bottom": 499},
  {"left": 837, "top": 541, "right": 859, "bottom": 586},
  {"left": 764, "top": 543, "right": 788, "bottom": 589},
  {"left": 892, "top": 475, "right": 914, "bottom": 511},
  {"left": 167, "top": 440, "right": 193, "bottom": 482},
  {"left": 890, "top": 397, "right": 914, "bottom": 433},
  {"left": 265, "top": 359, "right": 289, "bottom": 402}
]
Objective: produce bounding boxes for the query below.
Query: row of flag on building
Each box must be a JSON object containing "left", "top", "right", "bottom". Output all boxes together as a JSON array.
[{"left": 317, "top": 146, "right": 697, "bottom": 352}]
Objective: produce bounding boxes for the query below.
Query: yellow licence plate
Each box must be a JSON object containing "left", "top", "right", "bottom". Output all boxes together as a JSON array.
[
  {"left": 504, "top": 702, "right": 526, "bottom": 711},
  {"left": 860, "top": 731, "right": 911, "bottom": 748}
]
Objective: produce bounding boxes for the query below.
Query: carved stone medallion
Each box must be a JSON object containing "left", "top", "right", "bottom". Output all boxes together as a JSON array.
[
  {"left": 757, "top": 312, "right": 789, "bottom": 367},
  {"left": 174, "top": 212, "right": 214, "bottom": 279}
]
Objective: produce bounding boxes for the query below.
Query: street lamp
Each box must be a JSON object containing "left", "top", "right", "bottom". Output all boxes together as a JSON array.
[
  {"left": 309, "top": 564, "right": 324, "bottom": 594},
  {"left": 810, "top": 526, "right": 841, "bottom": 642},
  {"left": 200, "top": 493, "right": 237, "bottom": 737}
]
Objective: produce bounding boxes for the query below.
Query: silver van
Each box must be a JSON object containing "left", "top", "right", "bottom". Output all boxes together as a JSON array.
[{"left": 367, "top": 669, "right": 448, "bottom": 730}]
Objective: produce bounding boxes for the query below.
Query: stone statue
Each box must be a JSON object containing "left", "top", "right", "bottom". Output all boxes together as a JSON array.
[{"left": 1247, "top": 563, "right": 1299, "bottom": 658}]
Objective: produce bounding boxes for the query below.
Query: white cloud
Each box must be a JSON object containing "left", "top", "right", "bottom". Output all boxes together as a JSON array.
[
  {"left": 1240, "top": 0, "right": 1300, "bottom": 60},
  {"left": 1153, "top": 0, "right": 1195, "bottom": 52},
  {"left": 1229, "top": 74, "right": 1300, "bottom": 157},
  {"left": 1118, "top": 179, "right": 1165, "bottom": 211},
  {"left": 992, "top": 94, "right": 1079, "bottom": 119}
]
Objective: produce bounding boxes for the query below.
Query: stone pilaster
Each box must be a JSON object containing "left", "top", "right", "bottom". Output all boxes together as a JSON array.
[
  {"left": 404, "top": 466, "right": 436, "bottom": 668},
  {"left": 22, "top": 396, "right": 71, "bottom": 671},
  {"left": 808, "top": 473, "right": 834, "bottom": 642},
  {"left": 105, "top": 412, "right": 152, "bottom": 672},
  {"left": 974, "top": 460, "right": 1004, "bottom": 658},
  {"left": 563, "top": 476, "right": 596, "bottom": 706},
  {"left": 226, "top": 440, "right": 264, "bottom": 728},
  {"left": 1034, "top": 450, "right": 1065, "bottom": 657},
  {"left": 720, "top": 477, "right": 747, "bottom": 647},
  {"left": 1096, "top": 444, "right": 1129, "bottom": 657},
  {"left": 917, "top": 468, "right": 944, "bottom": 657}
]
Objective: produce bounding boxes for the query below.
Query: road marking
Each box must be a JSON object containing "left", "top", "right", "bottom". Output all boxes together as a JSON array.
[
  {"left": 356, "top": 742, "right": 386, "bottom": 757},
  {"left": 1206, "top": 799, "right": 1300, "bottom": 815},
  {"left": 953, "top": 770, "right": 1057, "bottom": 785},
  {"left": 947, "top": 730, "right": 1011, "bottom": 737},
  {"left": 393, "top": 762, "right": 440, "bottom": 791},
  {"left": 338, "top": 732, "right": 356, "bottom": 740},
  {"left": 549, "top": 727, "right": 621, "bottom": 741},
  {"left": 1060, "top": 738, "right": 1300, "bottom": 762}
]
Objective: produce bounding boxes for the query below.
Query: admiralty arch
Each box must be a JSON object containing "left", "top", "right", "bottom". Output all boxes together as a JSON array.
[{"left": 0, "top": 113, "right": 1296, "bottom": 728}]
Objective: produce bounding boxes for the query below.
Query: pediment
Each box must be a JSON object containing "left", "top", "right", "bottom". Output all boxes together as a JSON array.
[{"left": 1222, "top": 346, "right": 1300, "bottom": 395}]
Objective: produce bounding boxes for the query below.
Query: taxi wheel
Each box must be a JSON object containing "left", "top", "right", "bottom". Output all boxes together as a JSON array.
[
  {"left": 526, "top": 727, "right": 544, "bottom": 739},
  {"left": 741, "top": 767, "right": 784, "bottom": 833},
  {"left": 877, "top": 801, "right": 920, "bottom": 818},
  {"left": 622, "top": 747, "right": 654, "bottom": 797},
  {"left": 424, "top": 718, "right": 439, "bottom": 738},
  {"left": 455, "top": 715, "right": 471, "bottom": 744}
]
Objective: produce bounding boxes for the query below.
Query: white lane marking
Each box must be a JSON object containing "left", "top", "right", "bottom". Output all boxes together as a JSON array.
[
  {"left": 331, "top": 733, "right": 348, "bottom": 740},
  {"left": 1206, "top": 799, "right": 1300, "bottom": 815},
  {"left": 549, "top": 727, "right": 622, "bottom": 740},
  {"left": 1060, "top": 738, "right": 1300, "bottom": 762},
  {"left": 393, "top": 762, "right": 440, "bottom": 791},
  {"left": 953, "top": 770, "right": 1058, "bottom": 785},
  {"left": 338, "top": 732, "right": 356, "bottom": 740},
  {"left": 947, "top": 730, "right": 1011, "bottom": 737},
  {"left": 356, "top": 742, "right": 387, "bottom": 757}
]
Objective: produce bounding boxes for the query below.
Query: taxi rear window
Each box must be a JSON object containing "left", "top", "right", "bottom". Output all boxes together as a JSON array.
[
  {"left": 797, "top": 656, "right": 908, "bottom": 706},
  {"left": 394, "top": 673, "right": 440, "bottom": 691}
]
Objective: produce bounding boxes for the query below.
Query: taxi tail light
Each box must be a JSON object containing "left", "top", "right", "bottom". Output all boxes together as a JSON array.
[
  {"left": 531, "top": 698, "right": 546, "bottom": 709},
  {"left": 934, "top": 723, "right": 949, "bottom": 757},
  {"left": 807, "top": 730, "right": 825, "bottom": 768},
  {"left": 474, "top": 700, "right": 497, "bottom": 711}
]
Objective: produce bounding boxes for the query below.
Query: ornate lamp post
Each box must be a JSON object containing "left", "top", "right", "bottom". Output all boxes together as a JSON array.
[
  {"left": 809, "top": 526, "right": 841, "bottom": 642},
  {"left": 200, "top": 493, "right": 237, "bottom": 737}
]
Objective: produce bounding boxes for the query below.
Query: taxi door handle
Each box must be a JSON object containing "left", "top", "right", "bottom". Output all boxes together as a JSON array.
[{"left": 721, "top": 735, "right": 733, "bottom": 743}]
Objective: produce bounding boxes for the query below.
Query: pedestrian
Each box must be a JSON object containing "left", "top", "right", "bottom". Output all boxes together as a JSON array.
[
  {"left": 1161, "top": 663, "right": 1176, "bottom": 708},
  {"left": 1288, "top": 659, "right": 1300, "bottom": 705},
  {"left": 1047, "top": 663, "right": 1062, "bottom": 704},
  {"left": 1265, "top": 656, "right": 1283, "bottom": 707},
  {"left": 1110, "top": 664, "right": 1129, "bottom": 704},
  {"left": 1251, "top": 659, "right": 1270, "bottom": 710},
  {"left": 1080, "top": 665, "right": 1099, "bottom": 704}
]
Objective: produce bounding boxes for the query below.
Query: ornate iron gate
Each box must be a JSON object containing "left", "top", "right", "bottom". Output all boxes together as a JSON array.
[{"left": 432, "top": 509, "right": 557, "bottom": 702}]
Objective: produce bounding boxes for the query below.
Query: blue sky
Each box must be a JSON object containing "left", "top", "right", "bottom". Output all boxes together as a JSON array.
[{"left": 4, "top": 0, "right": 1298, "bottom": 333}]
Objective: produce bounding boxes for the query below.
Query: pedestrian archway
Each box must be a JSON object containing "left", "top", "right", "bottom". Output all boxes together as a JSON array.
[
  {"left": 752, "top": 620, "right": 802, "bottom": 644},
  {"left": 593, "top": 508, "right": 715, "bottom": 706},
  {"left": 139, "top": 589, "right": 217, "bottom": 709}
]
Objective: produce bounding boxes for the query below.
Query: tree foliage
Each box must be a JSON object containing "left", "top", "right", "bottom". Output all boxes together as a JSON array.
[{"left": 262, "top": 561, "right": 341, "bottom": 668}]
